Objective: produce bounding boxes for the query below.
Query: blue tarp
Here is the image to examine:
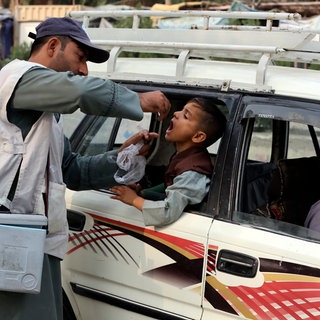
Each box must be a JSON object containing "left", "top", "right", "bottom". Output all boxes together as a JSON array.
[{"left": 0, "top": 8, "right": 13, "bottom": 59}]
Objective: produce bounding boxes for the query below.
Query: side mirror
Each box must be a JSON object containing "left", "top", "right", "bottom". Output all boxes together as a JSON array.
[{"left": 67, "top": 209, "right": 86, "bottom": 232}]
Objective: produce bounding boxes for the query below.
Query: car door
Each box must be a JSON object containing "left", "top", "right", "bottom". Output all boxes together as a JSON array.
[
  {"left": 202, "top": 96, "right": 320, "bottom": 320},
  {"left": 61, "top": 97, "right": 220, "bottom": 320},
  {"left": 64, "top": 190, "right": 211, "bottom": 320}
]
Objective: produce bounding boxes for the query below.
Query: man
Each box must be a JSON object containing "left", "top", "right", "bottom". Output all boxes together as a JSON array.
[
  {"left": 305, "top": 200, "right": 320, "bottom": 232},
  {"left": 0, "top": 16, "right": 170, "bottom": 320}
]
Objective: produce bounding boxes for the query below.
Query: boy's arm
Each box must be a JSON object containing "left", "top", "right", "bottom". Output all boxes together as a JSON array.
[
  {"left": 110, "top": 185, "right": 145, "bottom": 210},
  {"left": 110, "top": 171, "right": 210, "bottom": 226},
  {"left": 141, "top": 171, "right": 210, "bottom": 226}
]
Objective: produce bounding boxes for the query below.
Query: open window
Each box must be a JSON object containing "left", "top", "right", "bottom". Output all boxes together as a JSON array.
[
  {"left": 237, "top": 100, "right": 320, "bottom": 235},
  {"left": 63, "top": 113, "right": 153, "bottom": 156},
  {"left": 63, "top": 93, "right": 230, "bottom": 216}
]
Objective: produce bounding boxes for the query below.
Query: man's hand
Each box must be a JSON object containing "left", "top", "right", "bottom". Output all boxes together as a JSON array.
[
  {"left": 118, "top": 130, "right": 159, "bottom": 156},
  {"left": 138, "top": 91, "right": 171, "bottom": 121}
]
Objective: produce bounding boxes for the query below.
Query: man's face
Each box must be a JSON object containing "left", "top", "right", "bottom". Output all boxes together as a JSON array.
[{"left": 49, "top": 39, "right": 89, "bottom": 76}]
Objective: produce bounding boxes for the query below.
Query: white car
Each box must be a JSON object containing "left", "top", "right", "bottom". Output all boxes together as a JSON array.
[{"left": 62, "top": 10, "right": 320, "bottom": 320}]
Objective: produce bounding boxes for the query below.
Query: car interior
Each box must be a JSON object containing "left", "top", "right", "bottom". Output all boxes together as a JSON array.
[{"left": 241, "top": 115, "right": 320, "bottom": 229}]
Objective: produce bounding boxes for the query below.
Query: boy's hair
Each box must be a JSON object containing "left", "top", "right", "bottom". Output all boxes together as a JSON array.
[{"left": 188, "top": 97, "right": 227, "bottom": 147}]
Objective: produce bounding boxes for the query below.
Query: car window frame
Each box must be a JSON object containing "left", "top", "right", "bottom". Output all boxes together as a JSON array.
[
  {"left": 225, "top": 94, "right": 320, "bottom": 241},
  {"left": 64, "top": 84, "right": 240, "bottom": 219}
]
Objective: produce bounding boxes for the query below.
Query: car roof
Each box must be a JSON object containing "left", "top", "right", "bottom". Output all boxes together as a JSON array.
[{"left": 69, "top": 9, "right": 320, "bottom": 100}]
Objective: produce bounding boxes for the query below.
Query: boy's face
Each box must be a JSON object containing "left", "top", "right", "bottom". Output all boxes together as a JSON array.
[{"left": 165, "top": 102, "right": 205, "bottom": 152}]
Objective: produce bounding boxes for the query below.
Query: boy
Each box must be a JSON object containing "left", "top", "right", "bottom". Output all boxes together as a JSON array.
[{"left": 110, "top": 97, "right": 227, "bottom": 226}]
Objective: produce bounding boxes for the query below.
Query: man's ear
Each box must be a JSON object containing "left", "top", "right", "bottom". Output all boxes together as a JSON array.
[
  {"left": 192, "top": 131, "right": 206, "bottom": 144},
  {"left": 46, "top": 37, "right": 60, "bottom": 57}
]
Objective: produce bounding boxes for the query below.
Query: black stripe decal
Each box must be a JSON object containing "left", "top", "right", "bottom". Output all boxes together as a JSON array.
[{"left": 70, "top": 282, "right": 195, "bottom": 320}]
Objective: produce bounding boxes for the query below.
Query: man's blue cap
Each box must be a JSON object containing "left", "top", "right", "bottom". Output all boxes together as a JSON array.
[{"left": 28, "top": 17, "right": 109, "bottom": 63}]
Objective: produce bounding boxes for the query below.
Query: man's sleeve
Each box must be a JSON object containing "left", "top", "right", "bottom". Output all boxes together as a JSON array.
[
  {"left": 62, "top": 136, "right": 119, "bottom": 190},
  {"left": 305, "top": 200, "right": 320, "bottom": 232},
  {"left": 11, "top": 67, "right": 143, "bottom": 120}
]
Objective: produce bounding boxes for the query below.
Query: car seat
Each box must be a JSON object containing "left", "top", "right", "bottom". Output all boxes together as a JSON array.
[{"left": 267, "top": 156, "right": 320, "bottom": 226}]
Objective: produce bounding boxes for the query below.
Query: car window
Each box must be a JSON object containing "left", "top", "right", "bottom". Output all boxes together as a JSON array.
[
  {"left": 77, "top": 117, "right": 117, "bottom": 156},
  {"left": 207, "top": 138, "right": 222, "bottom": 154},
  {"left": 248, "top": 120, "right": 319, "bottom": 162},
  {"left": 248, "top": 118, "right": 273, "bottom": 162},
  {"left": 62, "top": 109, "right": 86, "bottom": 139},
  {"left": 66, "top": 96, "right": 230, "bottom": 215},
  {"left": 237, "top": 100, "right": 320, "bottom": 240},
  {"left": 115, "top": 115, "right": 151, "bottom": 144},
  {"left": 63, "top": 114, "right": 152, "bottom": 156},
  {"left": 287, "top": 122, "right": 319, "bottom": 158}
]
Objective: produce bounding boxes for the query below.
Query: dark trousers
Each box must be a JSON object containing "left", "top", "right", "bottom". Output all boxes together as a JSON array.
[{"left": 0, "top": 254, "right": 63, "bottom": 320}]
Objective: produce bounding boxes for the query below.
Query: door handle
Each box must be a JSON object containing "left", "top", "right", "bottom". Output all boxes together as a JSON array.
[{"left": 217, "top": 249, "right": 258, "bottom": 278}]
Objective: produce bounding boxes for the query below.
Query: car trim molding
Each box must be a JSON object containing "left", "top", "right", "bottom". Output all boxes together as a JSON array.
[{"left": 70, "top": 282, "right": 194, "bottom": 320}]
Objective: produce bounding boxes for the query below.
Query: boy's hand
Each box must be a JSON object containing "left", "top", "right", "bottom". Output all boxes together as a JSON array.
[
  {"left": 110, "top": 185, "right": 144, "bottom": 210},
  {"left": 118, "top": 130, "right": 159, "bottom": 156}
]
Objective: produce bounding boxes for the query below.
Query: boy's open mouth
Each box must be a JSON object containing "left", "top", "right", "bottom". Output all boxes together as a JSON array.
[{"left": 166, "top": 120, "right": 174, "bottom": 133}]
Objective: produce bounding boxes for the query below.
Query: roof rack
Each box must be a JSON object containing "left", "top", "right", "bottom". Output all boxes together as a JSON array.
[
  {"left": 68, "top": 10, "right": 320, "bottom": 89},
  {"left": 70, "top": 10, "right": 303, "bottom": 30}
]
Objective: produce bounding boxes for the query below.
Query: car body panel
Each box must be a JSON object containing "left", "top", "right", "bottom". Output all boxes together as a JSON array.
[
  {"left": 204, "top": 219, "right": 320, "bottom": 319},
  {"left": 64, "top": 189, "right": 211, "bottom": 319}
]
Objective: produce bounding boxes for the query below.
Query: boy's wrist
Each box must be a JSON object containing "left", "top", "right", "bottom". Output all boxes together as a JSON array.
[{"left": 132, "top": 196, "right": 144, "bottom": 210}]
